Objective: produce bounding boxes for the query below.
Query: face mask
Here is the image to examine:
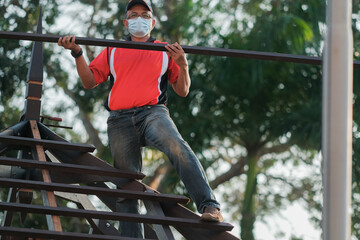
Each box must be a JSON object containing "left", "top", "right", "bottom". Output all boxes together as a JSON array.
[{"left": 127, "top": 17, "right": 152, "bottom": 38}]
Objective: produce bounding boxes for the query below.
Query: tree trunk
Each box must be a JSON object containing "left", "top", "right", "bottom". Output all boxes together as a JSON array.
[
  {"left": 240, "top": 153, "right": 258, "bottom": 240},
  {"left": 62, "top": 88, "right": 106, "bottom": 154}
]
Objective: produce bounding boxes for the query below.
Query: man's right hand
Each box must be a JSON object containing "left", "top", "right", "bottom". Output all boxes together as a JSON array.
[{"left": 58, "top": 35, "right": 81, "bottom": 53}]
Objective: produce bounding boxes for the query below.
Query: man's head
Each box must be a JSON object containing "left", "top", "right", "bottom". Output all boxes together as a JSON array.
[
  {"left": 126, "top": 0, "right": 153, "bottom": 13},
  {"left": 123, "top": 0, "right": 156, "bottom": 40}
]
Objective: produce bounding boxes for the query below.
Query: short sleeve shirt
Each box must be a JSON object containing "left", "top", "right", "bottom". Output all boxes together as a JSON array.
[{"left": 89, "top": 37, "right": 180, "bottom": 111}]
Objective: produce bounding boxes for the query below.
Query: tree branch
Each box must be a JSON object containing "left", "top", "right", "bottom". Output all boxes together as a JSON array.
[
  {"left": 84, "top": 1, "right": 99, "bottom": 61},
  {"left": 259, "top": 143, "right": 291, "bottom": 156},
  {"left": 62, "top": 88, "right": 105, "bottom": 152},
  {"left": 210, "top": 156, "right": 246, "bottom": 189},
  {"left": 264, "top": 174, "right": 316, "bottom": 205},
  {"left": 143, "top": 161, "right": 173, "bottom": 190}
]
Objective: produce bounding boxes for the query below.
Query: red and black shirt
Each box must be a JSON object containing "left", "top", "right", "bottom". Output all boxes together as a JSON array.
[{"left": 89, "top": 37, "right": 180, "bottom": 111}]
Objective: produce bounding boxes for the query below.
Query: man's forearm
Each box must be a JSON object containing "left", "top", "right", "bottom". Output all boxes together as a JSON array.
[
  {"left": 172, "top": 66, "right": 191, "bottom": 97},
  {"left": 75, "top": 55, "right": 97, "bottom": 89}
]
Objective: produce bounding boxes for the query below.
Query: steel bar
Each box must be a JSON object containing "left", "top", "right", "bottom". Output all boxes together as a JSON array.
[
  {"left": 0, "top": 156, "right": 145, "bottom": 180},
  {"left": 144, "top": 188, "right": 175, "bottom": 240},
  {"left": 0, "top": 202, "right": 234, "bottom": 231},
  {"left": 0, "top": 178, "right": 189, "bottom": 204},
  {"left": 161, "top": 202, "right": 239, "bottom": 240},
  {"left": 44, "top": 123, "right": 73, "bottom": 129},
  {"left": 1, "top": 31, "right": 360, "bottom": 67},
  {"left": 0, "top": 226, "right": 143, "bottom": 240},
  {"left": 53, "top": 192, "right": 121, "bottom": 236},
  {"left": 322, "top": 0, "right": 353, "bottom": 239},
  {"left": 144, "top": 223, "right": 158, "bottom": 239},
  {"left": 0, "top": 135, "right": 95, "bottom": 152},
  {"left": 1, "top": 188, "right": 17, "bottom": 228},
  {"left": 0, "top": 121, "right": 28, "bottom": 155}
]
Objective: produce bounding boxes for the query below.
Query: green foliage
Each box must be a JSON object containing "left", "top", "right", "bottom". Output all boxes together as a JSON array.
[
  {"left": 165, "top": 1, "right": 325, "bottom": 239},
  {"left": 0, "top": 1, "right": 59, "bottom": 105},
  {"left": 352, "top": 68, "right": 360, "bottom": 238},
  {"left": 2, "top": 0, "right": 360, "bottom": 239}
]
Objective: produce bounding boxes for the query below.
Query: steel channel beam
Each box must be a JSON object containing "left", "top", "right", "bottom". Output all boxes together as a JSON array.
[
  {"left": 0, "top": 178, "right": 189, "bottom": 204},
  {"left": 0, "top": 226, "right": 143, "bottom": 240},
  {"left": 0, "top": 135, "right": 95, "bottom": 152},
  {"left": 0, "top": 156, "right": 145, "bottom": 180},
  {"left": 0, "top": 202, "right": 233, "bottom": 231},
  {"left": 161, "top": 202, "right": 239, "bottom": 240},
  {"left": 1, "top": 31, "right": 360, "bottom": 68},
  {"left": 0, "top": 121, "right": 29, "bottom": 155}
]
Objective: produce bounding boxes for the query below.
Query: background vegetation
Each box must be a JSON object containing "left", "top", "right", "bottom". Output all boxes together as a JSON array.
[{"left": 0, "top": 0, "right": 359, "bottom": 239}]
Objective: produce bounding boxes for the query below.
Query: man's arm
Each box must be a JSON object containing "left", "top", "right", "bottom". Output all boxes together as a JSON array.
[
  {"left": 165, "top": 43, "right": 191, "bottom": 97},
  {"left": 57, "top": 36, "right": 97, "bottom": 89}
]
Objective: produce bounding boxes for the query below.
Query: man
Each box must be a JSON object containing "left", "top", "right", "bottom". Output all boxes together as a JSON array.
[{"left": 58, "top": 0, "right": 222, "bottom": 237}]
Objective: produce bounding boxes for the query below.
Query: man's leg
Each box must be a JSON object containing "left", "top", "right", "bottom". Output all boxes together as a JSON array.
[
  {"left": 107, "top": 111, "right": 143, "bottom": 237},
  {"left": 142, "top": 105, "right": 221, "bottom": 216}
]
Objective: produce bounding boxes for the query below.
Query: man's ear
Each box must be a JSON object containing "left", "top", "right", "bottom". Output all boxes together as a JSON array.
[
  {"left": 123, "top": 19, "right": 129, "bottom": 29},
  {"left": 151, "top": 18, "right": 156, "bottom": 30}
]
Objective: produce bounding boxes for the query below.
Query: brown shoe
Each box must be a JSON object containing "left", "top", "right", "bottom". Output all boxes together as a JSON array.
[{"left": 201, "top": 207, "right": 223, "bottom": 222}]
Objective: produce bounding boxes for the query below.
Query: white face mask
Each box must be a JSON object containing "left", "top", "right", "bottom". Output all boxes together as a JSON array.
[{"left": 127, "top": 17, "right": 152, "bottom": 38}]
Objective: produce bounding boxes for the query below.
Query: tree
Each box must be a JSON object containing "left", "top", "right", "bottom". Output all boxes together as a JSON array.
[
  {"left": 165, "top": 1, "right": 325, "bottom": 239},
  {"left": 5, "top": 1, "right": 360, "bottom": 239},
  {"left": 0, "top": 0, "right": 90, "bottom": 232},
  {"left": 0, "top": 0, "right": 59, "bottom": 129},
  {"left": 352, "top": 0, "right": 360, "bottom": 231}
]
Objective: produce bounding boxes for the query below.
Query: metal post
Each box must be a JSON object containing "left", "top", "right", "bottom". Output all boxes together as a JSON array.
[
  {"left": 24, "top": 9, "right": 43, "bottom": 121},
  {"left": 322, "top": 0, "right": 353, "bottom": 239}
]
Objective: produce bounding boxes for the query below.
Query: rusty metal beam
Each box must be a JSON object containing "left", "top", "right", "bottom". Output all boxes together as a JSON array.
[
  {"left": 1, "top": 31, "right": 359, "bottom": 68},
  {"left": 30, "top": 120, "right": 62, "bottom": 232}
]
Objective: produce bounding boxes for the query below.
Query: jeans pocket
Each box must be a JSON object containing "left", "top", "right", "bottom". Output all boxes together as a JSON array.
[{"left": 107, "top": 111, "right": 121, "bottom": 123}]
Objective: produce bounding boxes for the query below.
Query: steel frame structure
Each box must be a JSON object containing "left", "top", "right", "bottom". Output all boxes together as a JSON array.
[{"left": 0, "top": 11, "right": 238, "bottom": 240}]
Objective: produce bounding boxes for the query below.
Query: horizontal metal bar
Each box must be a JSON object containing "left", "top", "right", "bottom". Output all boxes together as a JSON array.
[
  {"left": 43, "top": 123, "right": 73, "bottom": 129},
  {"left": 0, "top": 135, "right": 95, "bottom": 152},
  {"left": 160, "top": 202, "right": 239, "bottom": 239},
  {"left": 0, "top": 178, "right": 189, "bottom": 204},
  {"left": 1, "top": 31, "right": 359, "bottom": 67},
  {"left": 0, "top": 202, "right": 233, "bottom": 231},
  {"left": 0, "top": 156, "right": 145, "bottom": 180},
  {"left": 0, "top": 226, "right": 142, "bottom": 240}
]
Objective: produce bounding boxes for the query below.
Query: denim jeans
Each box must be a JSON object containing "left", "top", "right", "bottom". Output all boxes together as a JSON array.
[{"left": 107, "top": 104, "right": 220, "bottom": 238}]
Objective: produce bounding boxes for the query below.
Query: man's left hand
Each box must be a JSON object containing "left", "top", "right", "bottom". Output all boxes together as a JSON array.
[{"left": 165, "top": 42, "right": 188, "bottom": 68}]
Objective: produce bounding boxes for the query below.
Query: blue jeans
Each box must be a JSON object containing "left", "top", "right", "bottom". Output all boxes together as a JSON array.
[{"left": 107, "top": 104, "right": 220, "bottom": 238}]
